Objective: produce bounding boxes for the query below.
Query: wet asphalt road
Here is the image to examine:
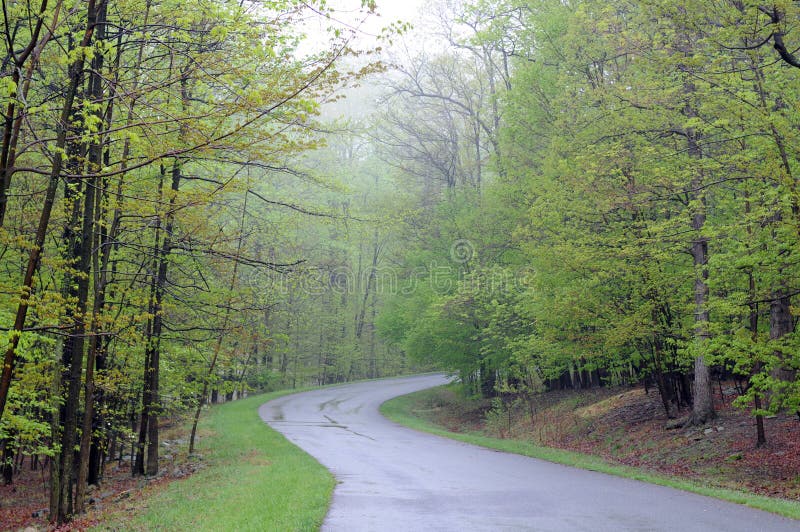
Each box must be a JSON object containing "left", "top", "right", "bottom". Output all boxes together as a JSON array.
[{"left": 258, "top": 374, "right": 798, "bottom": 531}]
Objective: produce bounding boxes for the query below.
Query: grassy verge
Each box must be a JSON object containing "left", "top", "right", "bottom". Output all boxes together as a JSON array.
[
  {"left": 97, "top": 389, "right": 334, "bottom": 531},
  {"left": 381, "top": 386, "right": 800, "bottom": 521}
]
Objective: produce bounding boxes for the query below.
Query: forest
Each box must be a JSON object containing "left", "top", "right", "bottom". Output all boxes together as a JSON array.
[{"left": 2, "top": 0, "right": 800, "bottom": 525}]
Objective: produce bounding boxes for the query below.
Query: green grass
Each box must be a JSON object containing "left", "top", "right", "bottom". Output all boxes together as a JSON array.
[
  {"left": 97, "top": 389, "right": 334, "bottom": 531},
  {"left": 381, "top": 386, "right": 800, "bottom": 521}
]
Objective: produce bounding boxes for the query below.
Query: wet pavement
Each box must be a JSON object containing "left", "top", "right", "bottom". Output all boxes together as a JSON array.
[{"left": 259, "top": 374, "right": 798, "bottom": 531}]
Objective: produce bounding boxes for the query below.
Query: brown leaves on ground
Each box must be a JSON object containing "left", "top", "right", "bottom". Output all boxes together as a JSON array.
[
  {"left": 1, "top": 419, "right": 204, "bottom": 531},
  {"left": 1, "top": 460, "right": 140, "bottom": 531},
  {"left": 561, "top": 387, "right": 800, "bottom": 500}
]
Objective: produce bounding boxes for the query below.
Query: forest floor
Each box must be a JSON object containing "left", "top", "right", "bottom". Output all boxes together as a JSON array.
[
  {"left": 0, "top": 419, "right": 203, "bottom": 531},
  {"left": 411, "top": 383, "right": 800, "bottom": 501}
]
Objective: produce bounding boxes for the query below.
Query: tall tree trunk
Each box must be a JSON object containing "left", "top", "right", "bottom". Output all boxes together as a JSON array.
[
  {"left": 141, "top": 64, "right": 193, "bottom": 466},
  {"left": 49, "top": 3, "right": 107, "bottom": 523},
  {"left": 685, "top": 99, "right": 715, "bottom": 426},
  {"left": 746, "top": 26, "right": 798, "bottom": 415},
  {"left": 743, "top": 189, "right": 767, "bottom": 447},
  {"left": 52, "top": 72, "right": 104, "bottom": 517},
  {"left": 0, "top": 0, "right": 104, "bottom": 426},
  {"left": 53, "top": 163, "right": 97, "bottom": 523},
  {"left": 74, "top": 3, "right": 108, "bottom": 509},
  {"left": 136, "top": 161, "right": 180, "bottom": 476},
  {"left": 89, "top": 0, "right": 150, "bottom": 484},
  {"left": 135, "top": 166, "right": 165, "bottom": 477}
]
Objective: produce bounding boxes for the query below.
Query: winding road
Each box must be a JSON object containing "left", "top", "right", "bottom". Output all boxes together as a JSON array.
[{"left": 259, "top": 374, "right": 798, "bottom": 531}]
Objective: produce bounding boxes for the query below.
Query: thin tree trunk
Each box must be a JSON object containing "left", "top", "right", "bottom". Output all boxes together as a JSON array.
[
  {"left": 741, "top": 188, "right": 767, "bottom": 447},
  {"left": 135, "top": 165, "right": 166, "bottom": 477},
  {"left": 356, "top": 230, "right": 380, "bottom": 339},
  {"left": 89, "top": 0, "right": 149, "bottom": 483},
  {"left": 140, "top": 161, "right": 180, "bottom": 476},
  {"left": 369, "top": 283, "right": 378, "bottom": 378},
  {"left": 753, "top": 392, "right": 767, "bottom": 447},
  {"left": 0, "top": 0, "right": 52, "bottom": 227},
  {"left": 189, "top": 179, "right": 248, "bottom": 454},
  {"left": 47, "top": 343, "right": 63, "bottom": 519}
]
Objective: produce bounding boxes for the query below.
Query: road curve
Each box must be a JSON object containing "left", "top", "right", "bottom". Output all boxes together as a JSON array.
[{"left": 259, "top": 374, "right": 797, "bottom": 531}]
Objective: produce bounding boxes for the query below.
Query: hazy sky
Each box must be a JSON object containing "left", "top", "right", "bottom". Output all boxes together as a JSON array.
[
  {"left": 332, "top": 0, "right": 426, "bottom": 33},
  {"left": 300, "top": 0, "right": 429, "bottom": 52},
  {"left": 306, "top": 0, "right": 439, "bottom": 118}
]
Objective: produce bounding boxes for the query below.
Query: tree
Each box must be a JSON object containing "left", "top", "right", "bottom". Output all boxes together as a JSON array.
[{"left": 0, "top": 0, "right": 405, "bottom": 522}]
